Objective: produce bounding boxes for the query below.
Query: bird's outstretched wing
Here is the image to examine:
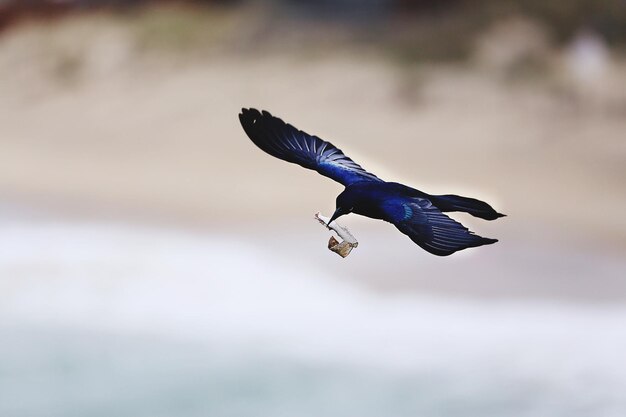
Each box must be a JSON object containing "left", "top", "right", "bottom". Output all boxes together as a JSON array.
[
  {"left": 391, "top": 198, "right": 498, "bottom": 256},
  {"left": 239, "top": 108, "right": 382, "bottom": 186}
]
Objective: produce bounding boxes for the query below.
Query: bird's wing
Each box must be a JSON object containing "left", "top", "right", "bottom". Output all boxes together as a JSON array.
[
  {"left": 390, "top": 198, "right": 498, "bottom": 256},
  {"left": 239, "top": 108, "right": 382, "bottom": 186}
]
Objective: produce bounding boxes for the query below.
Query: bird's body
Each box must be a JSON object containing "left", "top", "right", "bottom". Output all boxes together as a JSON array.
[
  {"left": 338, "top": 181, "right": 418, "bottom": 222},
  {"left": 239, "top": 108, "right": 504, "bottom": 256}
]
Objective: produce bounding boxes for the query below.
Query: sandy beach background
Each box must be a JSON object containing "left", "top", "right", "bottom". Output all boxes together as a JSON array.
[{"left": 1, "top": 2, "right": 625, "bottom": 416}]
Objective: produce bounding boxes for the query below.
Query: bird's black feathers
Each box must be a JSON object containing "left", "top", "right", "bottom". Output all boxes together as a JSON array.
[
  {"left": 239, "top": 108, "right": 382, "bottom": 186},
  {"left": 393, "top": 198, "right": 498, "bottom": 256},
  {"left": 239, "top": 108, "right": 504, "bottom": 256},
  {"left": 427, "top": 194, "right": 505, "bottom": 220}
]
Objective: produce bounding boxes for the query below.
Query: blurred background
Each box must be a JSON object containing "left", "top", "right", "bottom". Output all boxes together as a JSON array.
[{"left": 1, "top": 1, "right": 625, "bottom": 416}]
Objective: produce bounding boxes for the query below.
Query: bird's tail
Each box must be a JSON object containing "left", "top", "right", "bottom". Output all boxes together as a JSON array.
[{"left": 428, "top": 194, "right": 505, "bottom": 220}]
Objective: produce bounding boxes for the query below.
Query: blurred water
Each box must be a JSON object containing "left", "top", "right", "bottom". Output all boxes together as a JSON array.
[{"left": 1, "top": 213, "right": 626, "bottom": 417}]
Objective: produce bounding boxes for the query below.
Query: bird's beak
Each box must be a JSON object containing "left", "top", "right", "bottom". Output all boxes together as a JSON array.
[{"left": 327, "top": 207, "right": 343, "bottom": 227}]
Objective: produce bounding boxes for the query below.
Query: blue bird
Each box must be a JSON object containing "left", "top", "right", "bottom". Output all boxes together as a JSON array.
[{"left": 239, "top": 108, "right": 505, "bottom": 256}]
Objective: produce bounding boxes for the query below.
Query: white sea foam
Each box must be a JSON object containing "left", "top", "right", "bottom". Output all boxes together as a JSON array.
[{"left": 1, "top": 216, "right": 626, "bottom": 416}]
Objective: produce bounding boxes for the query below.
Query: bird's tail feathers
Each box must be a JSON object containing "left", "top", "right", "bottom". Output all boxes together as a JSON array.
[{"left": 429, "top": 194, "right": 505, "bottom": 220}]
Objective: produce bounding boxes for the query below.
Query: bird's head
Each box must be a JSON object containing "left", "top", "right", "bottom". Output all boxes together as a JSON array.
[{"left": 327, "top": 193, "right": 354, "bottom": 226}]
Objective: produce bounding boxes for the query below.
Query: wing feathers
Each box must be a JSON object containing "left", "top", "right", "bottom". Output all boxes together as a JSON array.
[
  {"left": 240, "top": 108, "right": 381, "bottom": 186},
  {"left": 394, "top": 199, "right": 497, "bottom": 256}
]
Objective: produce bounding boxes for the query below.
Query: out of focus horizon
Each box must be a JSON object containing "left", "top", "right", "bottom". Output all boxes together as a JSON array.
[{"left": 1, "top": 1, "right": 625, "bottom": 416}]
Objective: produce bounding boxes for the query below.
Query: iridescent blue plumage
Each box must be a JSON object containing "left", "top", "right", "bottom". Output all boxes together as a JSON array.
[
  {"left": 239, "top": 108, "right": 381, "bottom": 186},
  {"left": 239, "top": 108, "right": 504, "bottom": 256}
]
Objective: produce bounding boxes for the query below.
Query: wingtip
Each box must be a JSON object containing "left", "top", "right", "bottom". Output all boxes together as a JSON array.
[
  {"left": 482, "top": 237, "right": 498, "bottom": 245},
  {"left": 239, "top": 108, "right": 262, "bottom": 125},
  {"left": 239, "top": 107, "right": 265, "bottom": 119}
]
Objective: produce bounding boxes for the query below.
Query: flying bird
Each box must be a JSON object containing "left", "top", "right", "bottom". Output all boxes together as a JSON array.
[{"left": 239, "top": 108, "right": 504, "bottom": 256}]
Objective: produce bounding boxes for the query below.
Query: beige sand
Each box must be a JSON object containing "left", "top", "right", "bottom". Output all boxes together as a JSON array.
[{"left": 0, "top": 14, "right": 624, "bottom": 299}]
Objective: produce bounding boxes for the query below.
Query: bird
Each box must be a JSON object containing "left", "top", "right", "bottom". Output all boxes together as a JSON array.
[{"left": 239, "top": 108, "right": 505, "bottom": 256}]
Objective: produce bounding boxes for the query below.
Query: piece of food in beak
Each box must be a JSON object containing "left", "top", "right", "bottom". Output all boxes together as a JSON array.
[{"left": 315, "top": 212, "right": 358, "bottom": 258}]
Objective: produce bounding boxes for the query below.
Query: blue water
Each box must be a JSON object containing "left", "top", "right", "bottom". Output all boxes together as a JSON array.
[
  {"left": 2, "top": 324, "right": 625, "bottom": 417},
  {"left": 1, "top": 216, "right": 625, "bottom": 417}
]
